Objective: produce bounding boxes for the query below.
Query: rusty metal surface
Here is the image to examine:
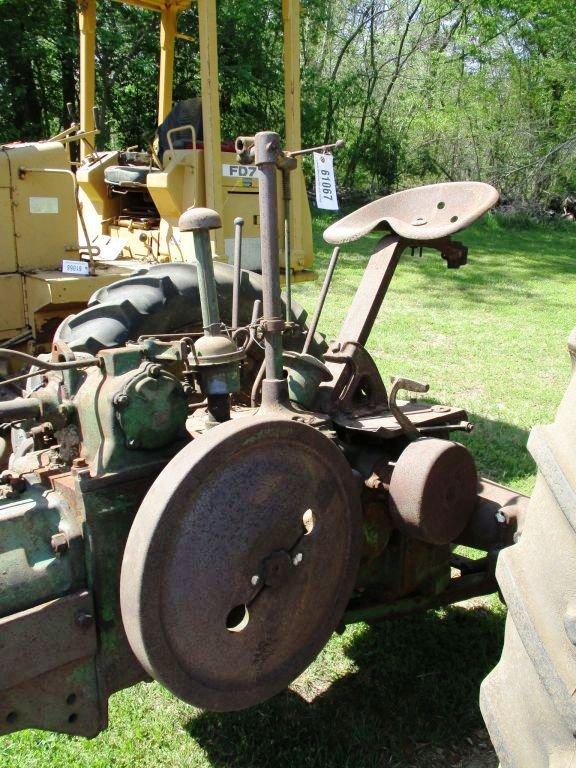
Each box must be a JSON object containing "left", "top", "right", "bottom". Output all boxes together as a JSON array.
[
  {"left": 120, "top": 415, "right": 363, "bottom": 711},
  {"left": 253, "top": 132, "right": 285, "bottom": 386},
  {"left": 388, "top": 438, "right": 477, "bottom": 545},
  {"left": 388, "top": 376, "right": 430, "bottom": 439},
  {"left": 0, "top": 154, "right": 507, "bottom": 742},
  {"left": 457, "top": 478, "right": 528, "bottom": 550},
  {"left": 320, "top": 340, "right": 389, "bottom": 414},
  {"left": 0, "top": 590, "right": 96, "bottom": 691},
  {"left": 333, "top": 402, "right": 468, "bottom": 438},
  {"left": 323, "top": 181, "right": 499, "bottom": 244},
  {"left": 0, "top": 657, "right": 102, "bottom": 737},
  {"left": 333, "top": 235, "right": 404, "bottom": 348},
  {"left": 0, "top": 590, "right": 102, "bottom": 738}
]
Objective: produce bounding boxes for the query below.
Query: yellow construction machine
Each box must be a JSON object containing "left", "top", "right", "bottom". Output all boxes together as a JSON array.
[{"left": 0, "top": 0, "right": 313, "bottom": 363}]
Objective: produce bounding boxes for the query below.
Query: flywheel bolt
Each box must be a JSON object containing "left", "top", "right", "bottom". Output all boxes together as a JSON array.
[
  {"left": 149, "top": 364, "right": 162, "bottom": 378},
  {"left": 251, "top": 575, "right": 260, "bottom": 586},
  {"left": 75, "top": 610, "right": 94, "bottom": 630},
  {"left": 293, "top": 552, "right": 303, "bottom": 566}
]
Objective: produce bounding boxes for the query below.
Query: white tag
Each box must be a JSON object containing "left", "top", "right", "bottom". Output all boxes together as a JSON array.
[
  {"left": 29, "top": 196, "right": 59, "bottom": 214},
  {"left": 62, "top": 259, "right": 90, "bottom": 275},
  {"left": 314, "top": 152, "right": 339, "bottom": 210}
]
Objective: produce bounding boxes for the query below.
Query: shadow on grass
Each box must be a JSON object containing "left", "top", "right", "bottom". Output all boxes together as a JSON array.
[
  {"left": 186, "top": 605, "right": 503, "bottom": 768},
  {"left": 410, "top": 404, "right": 534, "bottom": 488},
  {"left": 185, "top": 412, "right": 533, "bottom": 766},
  {"left": 460, "top": 413, "right": 534, "bottom": 488}
]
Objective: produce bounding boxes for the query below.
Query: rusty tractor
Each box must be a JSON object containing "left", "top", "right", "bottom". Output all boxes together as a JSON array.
[{"left": 0, "top": 131, "right": 530, "bottom": 744}]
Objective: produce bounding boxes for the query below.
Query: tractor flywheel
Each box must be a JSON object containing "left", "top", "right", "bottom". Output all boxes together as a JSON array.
[{"left": 120, "top": 416, "right": 362, "bottom": 711}]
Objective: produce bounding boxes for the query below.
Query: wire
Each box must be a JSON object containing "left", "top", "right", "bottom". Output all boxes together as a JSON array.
[
  {"left": 1, "top": 330, "right": 33, "bottom": 349},
  {"left": 0, "top": 348, "right": 100, "bottom": 371},
  {"left": 0, "top": 368, "right": 49, "bottom": 388}
]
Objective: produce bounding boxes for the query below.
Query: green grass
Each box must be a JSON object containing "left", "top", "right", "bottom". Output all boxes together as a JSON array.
[{"left": 3, "top": 214, "right": 575, "bottom": 767}]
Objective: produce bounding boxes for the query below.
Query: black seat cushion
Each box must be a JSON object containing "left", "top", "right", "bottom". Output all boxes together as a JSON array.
[{"left": 104, "top": 165, "right": 161, "bottom": 188}]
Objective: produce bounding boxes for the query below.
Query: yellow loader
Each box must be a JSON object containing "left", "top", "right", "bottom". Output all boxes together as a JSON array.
[{"left": 0, "top": 0, "right": 313, "bottom": 369}]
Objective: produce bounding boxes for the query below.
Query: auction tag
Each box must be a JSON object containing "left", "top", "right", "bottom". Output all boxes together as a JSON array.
[
  {"left": 62, "top": 259, "right": 90, "bottom": 276},
  {"left": 313, "top": 152, "right": 339, "bottom": 210}
]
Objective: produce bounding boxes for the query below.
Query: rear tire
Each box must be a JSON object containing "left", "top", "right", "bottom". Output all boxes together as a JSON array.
[
  {"left": 55, "top": 262, "right": 325, "bottom": 399},
  {"left": 481, "top": 330, "right": 576, "bottom": 767}
]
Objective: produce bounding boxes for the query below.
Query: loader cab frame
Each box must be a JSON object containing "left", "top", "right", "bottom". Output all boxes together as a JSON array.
[{"left": 77, "top": 0, "right": 313, "bottom": 277}]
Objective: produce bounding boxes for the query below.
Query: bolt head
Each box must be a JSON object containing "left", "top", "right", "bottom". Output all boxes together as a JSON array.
[
  {"left": 114, "top": 393, "right": 129, "bottom": 408},
  {"left": 75, "top": 611, "right": 94, "bottom": 630},
  {"left": 292, "top": 552, "right": 303, "bottom": 566},
  {"left": 51, "top": 532, "right": 69, "bottom": 555},
  {"left": 148, "top": 364, "right": 162, "bottom": 378},
  {"left": 251, "top": 574, "right": 260, "bottom": 586}
]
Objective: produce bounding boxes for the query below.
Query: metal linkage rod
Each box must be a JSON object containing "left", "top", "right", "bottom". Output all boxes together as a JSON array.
[
  {"left": 302, "top": 246, "right": 340, "bottom": 355},
  {"left": 0, "top": 348, "right": 100, "bottom": 371},
  {"left": 0, "top": 398, "right": 41, "bottom": 422},
  {"left": 282, "top": 170, "right": 292, "bottom": 323},
  {"left": 232, "top": 217, "right": 244, "bottom": 331},
  {"left": 287, "top": 138, "right": 344, "bottom": 158},
  {"left": 253, "top": 132, "right": 284, "bottom": 386}
]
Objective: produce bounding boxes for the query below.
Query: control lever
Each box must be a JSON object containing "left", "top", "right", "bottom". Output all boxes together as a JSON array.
[
  {"left": 178, "top": 207, "right": 245, "bottom": 423},
  {"left": 232, "top": 217, "right": 244, "bottom": 330},
  {"left": 389, "top": 376, "right": 474, "bottom": 438},
  {"left": 389, "top": 376, "right": 429, "bottom": 440},
  {"left": 66, "top": 102, "right": 78, "bottom": 126},
  {"left": 302, "top": 246, "right": 340, "bottom": 355},
  {"left": 286, "top": 139, "right": 345, "bottom": 158}
]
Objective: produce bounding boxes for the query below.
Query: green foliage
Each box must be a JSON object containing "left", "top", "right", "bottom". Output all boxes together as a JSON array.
[{"left": 0, "top": 0, "right": 574, "bottom": 208}]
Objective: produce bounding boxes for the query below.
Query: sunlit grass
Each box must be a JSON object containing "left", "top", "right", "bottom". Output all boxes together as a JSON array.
[{"left": 296, "top": 212, "right": 576, "bottom": 495}]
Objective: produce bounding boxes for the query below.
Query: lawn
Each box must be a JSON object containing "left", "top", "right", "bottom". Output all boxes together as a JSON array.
[{"left": 2, "top": 214, "right": 575, "bottom": 768}]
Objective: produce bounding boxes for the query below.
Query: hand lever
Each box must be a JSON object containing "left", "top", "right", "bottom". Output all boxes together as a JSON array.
[{"left": 389, "top": 376, "right": 430, "bottom": 439}]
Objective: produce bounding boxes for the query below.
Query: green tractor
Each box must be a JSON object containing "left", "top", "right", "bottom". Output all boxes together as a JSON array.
[{"left": 0, "top": 129, "right": 570, "bottom": 768}]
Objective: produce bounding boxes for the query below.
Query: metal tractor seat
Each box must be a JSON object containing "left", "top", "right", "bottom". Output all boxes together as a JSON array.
[
  {"left": 104, "top": 152, "right": 161, "bottom": 189},
  {"left": 323, "top": 181, "right": 499, "bottom": 244}
]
